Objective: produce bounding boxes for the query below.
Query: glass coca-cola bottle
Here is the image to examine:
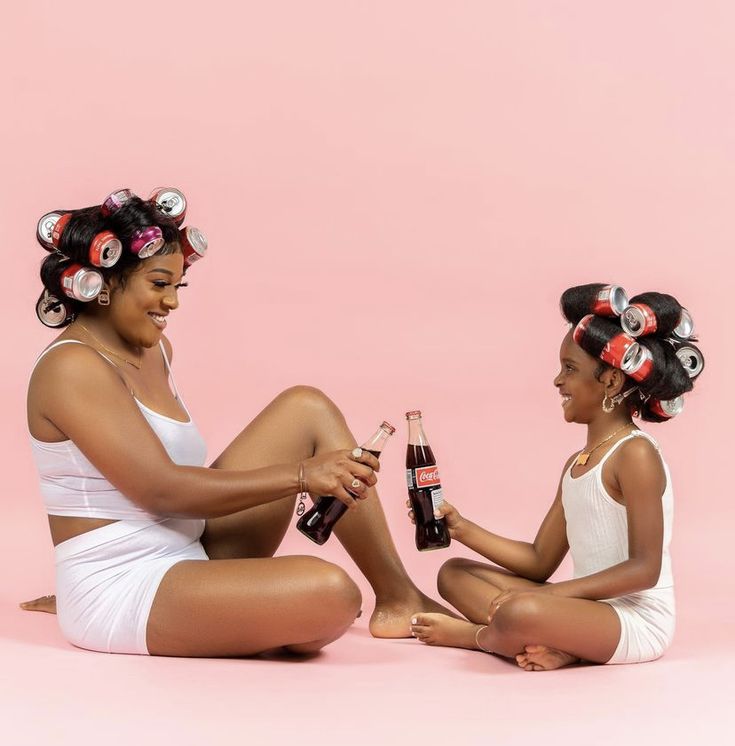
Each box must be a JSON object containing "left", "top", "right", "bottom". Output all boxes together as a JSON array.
[
  {"left": 406, "top": 410, "right": 451, "bottom": 551},
  {"left": 297, "top": 421, "right": 396, "bottom": 545}
]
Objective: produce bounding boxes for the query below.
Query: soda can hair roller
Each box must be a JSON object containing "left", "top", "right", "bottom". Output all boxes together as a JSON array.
[
  {"left": 621, "top": 304, "right": 658, "bottom": 337},
  {"left": 36, "top": 290, "right": 72, "bottom": 327},
  {"left": 59, "top": 264, "right": 104, "bottom": 302},
  {"left": 675, "top": 345, "right": 704, "bottom": 378},
  {"left": 130, "top": 226, "right": 165, "bottom": 258},
  {"left": 149, "top": 187, "right": 187, "bottom": 225},
  {"left": 37, "top": 211, "right": 66, "bottom": 250},
  {"left": 649, "top": 396, "right": 684, "bottom": 419},
  {"left": 180, "top": 226, "right": 207, "bottom": 265},
  {"left": 89, "top": 231, "right": 122, "bottom": 267},
  {"left": 101, "top": 188, "right": 134, "bottom": 216},
  {"left": 592, "top": 285, "right": 628, "bottom": 317}
]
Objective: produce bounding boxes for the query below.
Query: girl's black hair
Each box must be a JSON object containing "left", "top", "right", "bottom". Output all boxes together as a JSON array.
[
  {"left": 37, "top": 196, "right": 181, "bottom": 326},
  {"left": 561, "top": 283, "right": 703, "bottom": 423}
]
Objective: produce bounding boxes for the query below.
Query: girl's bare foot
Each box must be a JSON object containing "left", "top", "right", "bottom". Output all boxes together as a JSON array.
[
  {"left": 20, "top": 595, "right": 57, "bottom": 614},
  {"left": 515, "top": 644, "right": 579, "bottom": 671},
  {"left": 370, "top": 593, "right": 458, "bottom": 638},
  {"left": 409, "top": 612, "right": 483, "bottom": 650}
]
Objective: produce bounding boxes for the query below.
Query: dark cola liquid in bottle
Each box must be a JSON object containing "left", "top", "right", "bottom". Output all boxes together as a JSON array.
[
  {"left": 406, "top": 410, "right": 450, "bottom": 551},
  {"left": 297, "top": 421, "right": 396, "bottom": 545}
]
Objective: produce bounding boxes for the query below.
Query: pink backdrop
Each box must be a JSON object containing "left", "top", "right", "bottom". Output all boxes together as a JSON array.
[{"left": 1, "top": 2, "right": 731, "bottom": 742}]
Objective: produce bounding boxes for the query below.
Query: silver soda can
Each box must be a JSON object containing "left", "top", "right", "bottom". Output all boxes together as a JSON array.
[
  {"left": 150, "top": 187, "right": 187, "bottom": 225},
  {"left": 37, "top": 211, "right": 65, "bottom": 249},
  {"left": 675, "top": 345, "right": 704, "bottom": 378},
  {"left": 621, "top": 304, "right": 658, "bottom": 337},
  {"left": 180, "top": 226, "right": 207, "bottom": 265},
  {"left": 621, "top": 343, "right": 654, "bottom": 382},
  {"left": 130, "top": 226, "right": 165, "bottom": 258},
  {"left": 89, "top": 230, "right": 122, "bottom": 267},
  {"left": 593, "top": 285, "right": 628, "bottom": 316},
  {"left": 101, "top": 188, "right": 134, "bottom": 216},
  {"left": 673, "top": 308, "right": 695, "bottom": 340},
  {"left": 650, "top": 396, "right": 684, "bottom": 419},
  {"left": 36, "top": 291, "right": 71, "bottom": 327},
  {"left": 59, "top": 264, "right": 103, "bottom": 301}
]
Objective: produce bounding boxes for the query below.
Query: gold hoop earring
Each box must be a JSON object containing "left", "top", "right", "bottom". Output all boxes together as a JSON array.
[
  {"left": 97, "top": 288, "right": 110, "bottom": 306},
  {"left": 602, "top": 395, "right": 616, "bottom": 413}
]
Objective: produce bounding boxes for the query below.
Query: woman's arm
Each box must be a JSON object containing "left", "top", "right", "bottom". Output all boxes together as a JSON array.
[
  {"left": 441, "top": 455, "right": 574, "bottom": 582},
  {"left": 540, "top": 437, "right": 666, "bottom": 600},
  {"left": 33, "top": 345, "right": 376, "bottom": 518}
]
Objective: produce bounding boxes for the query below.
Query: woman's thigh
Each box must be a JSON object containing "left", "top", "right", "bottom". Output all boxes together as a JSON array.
[
  {"left": 146, "top": 555, "right": 362, "bottom": 657},
  {"left": 203, "top": 386, "right": 354, "bottom": 559}
]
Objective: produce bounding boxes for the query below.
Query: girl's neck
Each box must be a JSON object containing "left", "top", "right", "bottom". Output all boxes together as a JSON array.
[{"left": 585, "top": 411, "right": 636, "bottom": 449}]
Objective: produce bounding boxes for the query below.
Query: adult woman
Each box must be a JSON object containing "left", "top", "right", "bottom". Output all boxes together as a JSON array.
[
  {"left": 409, "top": 284, "right": 701, "bottom": 670},
  {"left": 26, "top": 189, "right": 443, "bottom": 656}
]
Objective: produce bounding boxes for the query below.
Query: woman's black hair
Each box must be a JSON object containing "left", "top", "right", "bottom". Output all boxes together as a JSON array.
[
  {"left": 561, "top": 283, "right": 703, "bottom": 423},
  {"left": 37, "top": 196, "right": 181, "bottom": 327}
]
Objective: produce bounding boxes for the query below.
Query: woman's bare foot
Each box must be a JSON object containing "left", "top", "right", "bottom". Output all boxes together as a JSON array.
[
  {"left": 20, "top": 595, "right": 57, "bottom": 614},
  {"left": 409, "top": 612, "right": 483, "bottom": 650},
  {"left": 370, "top": 593, "right": 457, "bottom": 638},
  {"left": 515, "top": 644, "right": 579, "bottom": 671}
]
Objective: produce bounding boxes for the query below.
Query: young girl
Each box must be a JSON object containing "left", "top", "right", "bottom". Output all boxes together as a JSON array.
[
  {"left": 409, "top": 284, "right": 702, "bottom": 670},
  {"left": 24, "top": 189, "right": 446, "bottom": 656}
]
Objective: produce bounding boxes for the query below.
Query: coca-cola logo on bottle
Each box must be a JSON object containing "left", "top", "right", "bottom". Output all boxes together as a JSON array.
[{"left": 415, "top": 466, "right": 440, "bottom": 488}]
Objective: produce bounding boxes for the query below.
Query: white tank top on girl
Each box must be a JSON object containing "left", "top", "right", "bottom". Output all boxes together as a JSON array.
[
  {"left": 561, "top": 430, "right": 674, "bottom": 590},
  {"left": 28, "top": 339, "right": 208, "bottom": 520}
]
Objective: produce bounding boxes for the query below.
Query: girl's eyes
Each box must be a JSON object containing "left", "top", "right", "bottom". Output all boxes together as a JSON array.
[{"left": 565, "top": 365, "right": 575, "bottom": 373}]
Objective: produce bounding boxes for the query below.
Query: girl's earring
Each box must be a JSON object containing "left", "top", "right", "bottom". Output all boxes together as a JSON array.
[
  {"left": 97, "top": 288, "right": 110, "bottom": 306},
  {"left": 602, "top": 394, "right": 616, "bottom": 413}
]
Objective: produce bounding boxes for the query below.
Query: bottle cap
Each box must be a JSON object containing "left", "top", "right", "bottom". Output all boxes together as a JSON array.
[
  {"left": 380, "top": 421, "right": 396, "bottom": 434},
  {"left": 405, "top": 410, "right": 422, "bottom": 419}
]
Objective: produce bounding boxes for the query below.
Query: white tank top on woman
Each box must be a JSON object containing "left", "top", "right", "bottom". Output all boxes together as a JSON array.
[
  {"left": 561, "top": 430, "right": 674, "bottom": 590},
  {"left": 28, "top": 339, "right": 208, "bottom": 520}
]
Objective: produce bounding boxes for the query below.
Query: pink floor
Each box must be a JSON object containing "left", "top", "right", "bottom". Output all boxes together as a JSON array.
[{"left": 2, "top": 527, "right": 729, "bottom": 745}]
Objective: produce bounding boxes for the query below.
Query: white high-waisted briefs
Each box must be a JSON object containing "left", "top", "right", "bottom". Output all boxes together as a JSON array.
[
  {"left": 603, "top": 586, "right": 675, "bottom": 664},
  {"left": 55, "top": 517, "right": 208, "bottom": 655}
]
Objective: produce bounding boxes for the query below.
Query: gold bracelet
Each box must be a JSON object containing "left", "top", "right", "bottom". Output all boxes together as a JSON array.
[{"left": 475, "top": 624, "right": 492, "bottom": 653}]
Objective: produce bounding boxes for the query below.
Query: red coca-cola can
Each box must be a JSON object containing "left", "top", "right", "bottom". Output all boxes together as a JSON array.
[
  {"left": 621, "top": 304, "right": 658, "bottom": 337},
  {"left": 650, "top": 396, "right": 684, "bottom": 419},
  {"left": 130, "top": 226, "right": 165, "bottom": 258},
  {"left": 621, "top": 343, "right": 654, "bottom": 382},
  {"left": 600, "top": 331, "right": 637, "bottom": 369},
  {"left": 37, "top": 211, "right": 65, "bottom": 249},
  {"left": 149, "top": 187, "right": 187, "bottom": 225},
  {"left": 51, "top": 212, "right": 73, "bottom": 249},
  {"left": 89, "top": 231, "right": 122, "bottom": 267},
  {"left": 592, "top": 285, "right": 628, "bottom": 316},
  {"left": 59, "top": 264, "right": 103, "bottom": 302},
  {"left": 180, "top": 226, "right": 207, "bottom": 265},
  {"left": 101, "top": 188, "right": 134, "bottom": 216}
]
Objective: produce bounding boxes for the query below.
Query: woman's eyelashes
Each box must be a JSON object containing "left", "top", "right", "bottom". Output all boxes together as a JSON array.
[{"left": 152, "top": 281, "right": 188, "bottom": 289}]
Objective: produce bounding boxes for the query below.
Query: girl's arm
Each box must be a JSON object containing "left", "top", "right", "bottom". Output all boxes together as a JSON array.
[
  {"left": 33, "top": 345, "right": 376, "bottom": 518},
  {"left": 440, "top": 455, "right": 575, "bottom": 583},
  {"left": 540, "top": 437, "right": 666, "bottom": 600}
]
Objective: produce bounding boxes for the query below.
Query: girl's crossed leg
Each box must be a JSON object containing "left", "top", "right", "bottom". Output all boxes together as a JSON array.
[{"left": 410, "top": 557, "right": 621, "bottom": 671}]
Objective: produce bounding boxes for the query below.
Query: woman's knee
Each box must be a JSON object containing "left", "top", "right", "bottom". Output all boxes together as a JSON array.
[
  {"left": 277, "top": 385, "right": 340, "bottom": 418},
  {"left": 310, "top": 559, "right": 362, "bottom": 621}
]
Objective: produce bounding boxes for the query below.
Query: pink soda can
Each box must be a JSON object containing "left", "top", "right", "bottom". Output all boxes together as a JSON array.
[
  {"left": 130, "top": 226, "right": 165, "bottom": 258},
  {"left": 101, "top": 188, "right": 134, "bottom": 216}
]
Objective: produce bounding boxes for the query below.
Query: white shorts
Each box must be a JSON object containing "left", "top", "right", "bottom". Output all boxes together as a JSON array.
[
  {"left": 55, "top": 517, "right": 208, "bottom": 655},
  {"left": 603, "top": 586, "right": 675, "bottom": 664}
]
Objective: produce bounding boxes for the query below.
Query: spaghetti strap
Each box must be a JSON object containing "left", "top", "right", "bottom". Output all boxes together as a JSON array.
[
  {"left": 32, "top": 339, "right": 134, "bottom": 396},
  {"left": 597, "top": 430, "right": 659, "bottom": 470},
  {"left": 157, "top": 340, "right": 192, "bottom": 419}
]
